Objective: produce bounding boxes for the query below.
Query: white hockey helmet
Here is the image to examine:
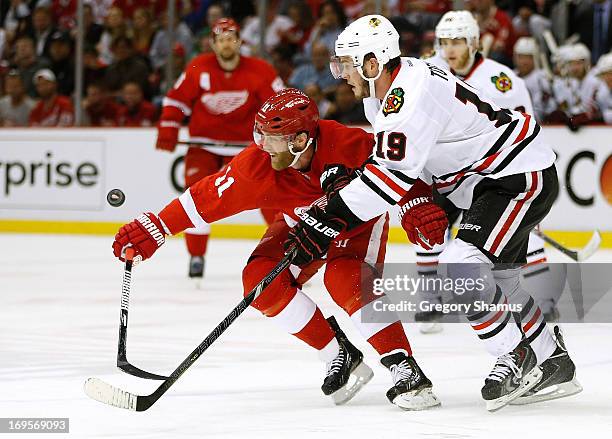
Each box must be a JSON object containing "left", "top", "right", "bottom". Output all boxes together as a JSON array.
[
  {"left": 554, "top": 43, "right": 591, "bottom": 75},
  {"left": 513, "top": 37, "right": 540, "bottom": 69},
  {"left": 332, "top": 15, "right": 400, "bottom": 96},
  {"left": 435, "top": 10, "right": 480, "bottom": 55},
  {"left": 595, "top": 52, "right": 612, "bottom": 75}
]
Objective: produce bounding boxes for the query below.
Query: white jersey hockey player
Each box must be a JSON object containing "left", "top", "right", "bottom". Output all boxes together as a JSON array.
[
  {"left": 284, "top": 14, "right": 582, "bottom": 411},
  {"left": 513, "top": 37, "right": 557, "bottom": 122},
  {"left": 414, "top": 12, "right": 561, "bottom": 333},
  {"left": 594, "top": 52, "right": 612, "bottom": 123},
  {"left": 549, "top": 43, "right": 609, "bottom": 128}
]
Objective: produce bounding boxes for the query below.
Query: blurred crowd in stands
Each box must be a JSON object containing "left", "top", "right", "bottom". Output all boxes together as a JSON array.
[{"left": 0, "top": 0, "right": 611, "bottom": 128}]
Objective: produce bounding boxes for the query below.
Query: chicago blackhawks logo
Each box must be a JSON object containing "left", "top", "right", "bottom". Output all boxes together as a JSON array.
[
  {"left": 491, "top": 72, "right": 513, "bottom": 93},
  {"left": 382, "top": 87, "right": 405, "bottom": 117},
  {"left": 369, "top": 17, "right": 381, "bottom": 28}
]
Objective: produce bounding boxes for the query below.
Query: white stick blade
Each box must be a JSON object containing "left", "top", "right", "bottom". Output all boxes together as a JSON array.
[
  {"left": 84, "top": 377, "right": 138, "bottom": 411},
  {"left": 578, "top": 230, "right": 602, "bottom": 261}
]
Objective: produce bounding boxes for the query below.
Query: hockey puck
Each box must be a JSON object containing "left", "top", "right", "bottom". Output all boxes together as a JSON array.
[{"left": 107, "top": 189, "right": 126, "bottom": 207}]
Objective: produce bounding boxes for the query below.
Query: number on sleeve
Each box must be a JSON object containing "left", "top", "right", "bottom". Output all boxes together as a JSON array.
[{"left": 214, "top": 166, "right": 235, "bottom": 197}]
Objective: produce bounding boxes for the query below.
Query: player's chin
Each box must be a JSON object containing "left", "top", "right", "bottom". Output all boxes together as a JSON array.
[{"left": 270, "top": 154, "right": 293, "bottom": 171}]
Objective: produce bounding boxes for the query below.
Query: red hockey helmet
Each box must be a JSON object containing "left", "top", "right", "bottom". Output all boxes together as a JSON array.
[
  {"left": 253, "top": 88, "right": 319, "bottom": 150},
  {"left": 211, "top": 17, "right": 240, "bottom": 38}
]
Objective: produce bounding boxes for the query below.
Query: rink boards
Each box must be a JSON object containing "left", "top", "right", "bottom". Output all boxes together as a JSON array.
[{"left": 0, "top": 126, "right": 610, "bottom": 247}]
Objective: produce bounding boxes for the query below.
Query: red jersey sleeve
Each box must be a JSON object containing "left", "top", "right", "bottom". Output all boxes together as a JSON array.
[
  {"left": 160, "top": 57, "right": 203, "bottom": 123},
  {"left": 158, "top": 146, "right": 277, "bottom": 234}
]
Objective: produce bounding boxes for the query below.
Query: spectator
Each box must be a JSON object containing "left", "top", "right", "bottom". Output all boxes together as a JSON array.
[
  {"left": 0, "top": 70, "right": 35, "bottom": 126},
  {"left": 29, "top": 68, "right": 74, "bottom": 126},
  {"left": 48, "top": 30, "right": 75, "bottom": 96},
  {"left": 11, "top": 35, "right": 50, "bottom": 97},
  {"left": 241, "top": 0, "right": 295, "bottom": 54},
  {"left": 192, "top": 1, "right": 225, "bottom": 56},
  {"left": 119, "top": 81, "right": 156, "bottom": 126},
  {"left": 288, "top": 42, "right": 339, "bottom": 95},
  {"left": 104, "top": 35, "right": 151, "bottom": 98},
  {"left": 302, "top": 0, "right": 346, "bottom": 59},
  {"left": 304, "top": 82, "right": 332, "bottom": 118},
  {"left": 97, "top": 6, "right": 131, "bottom": 65},
  {"left": 111, "top": 0, "right": 154, "bottom": 20},
  {"left": 149, "top": 10, "right": 194, "bottom": 71},
  {"left": 270, "top": 44, "right": 295, "bottom": 84},
  {"left": 571, "top": 0, "right": 612, "bottom": 64},
  {"left": 279, "top": 0, "right": 314, "bottom": 52},
  {"left": 512, "top": 0, "right": 551, "bottom": 40},
  {"left": 83, "top": 44, "right": 107, "bottom": 91},
  {"left": 82, "top": 81, "right": 123, "bottom": 126},
  {"left": 594, "top": 51, "right": 612, "bottom": 122},
  {"left": 30, "top": 6, "right": 56, "bottom": 58},
  {"left": 157, "top": 42, "right": 188, "bottom": 95},
  {"left": 132, "top": 7, "right": 157, "bottom": 57},
  {"left": 325, "top": 82, "right": 367, "bottom": 124},
  {"left": 83, "top": 3, "right": 104, "bottom": 47},
  {"left": 467, "top": 0, "right": 515, "bottom": 65},
  {"left": 2, "top": 0, "right": 31, "bottom": 42},
  {"left": 86, "top": 0, "right": 114, "bottom": 25},
  {"left": 51, "top": 0, "right": 77, "bottom": 30},
  {"left": 399, "top": 0, "right": 451, "bottom": 33}
]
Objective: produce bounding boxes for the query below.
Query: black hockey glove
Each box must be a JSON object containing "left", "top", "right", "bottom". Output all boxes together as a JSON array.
[
  {"left": 284, "top": 205, "right": 347, "bottom": 266},
  {"left": 320, "top": 164, "right": 362, "bottom": 201}
]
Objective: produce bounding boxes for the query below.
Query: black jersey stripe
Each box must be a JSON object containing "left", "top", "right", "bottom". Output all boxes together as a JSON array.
[{"left": 360, "top": 174, "right": 397, "bottom": 205}]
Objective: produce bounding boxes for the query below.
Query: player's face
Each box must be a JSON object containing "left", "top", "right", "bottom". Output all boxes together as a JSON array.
[
  {"left": 440, "top": 38, "right": 470, "bottom": 71},
  {"left": 600, "top": 71, "right": 612, "bottom": 89},
  {"left": 330, "top": 56, "right": 369, "bottom": 99},
  {"left": 567, "top": 60, "right": 588, "bottom": 79},
  {"left": 212, "top": 32, "right": 241, "bottom": 62},
  {"left": 515, "top": 54, "right": 535, "bottom": 76}
]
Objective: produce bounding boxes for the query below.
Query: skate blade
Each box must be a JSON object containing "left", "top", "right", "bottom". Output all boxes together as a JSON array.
[
  {"left": 392, "top": 387, "right": 442, "bottom": 411},
  {"left": 419, "top": 322, "right": 443, "bottom": 334},
  {"left": 486, "top": 366, "right": 543, "bottom": 412},
  {"left": 331, "top": 361, "right": 374, "bottom": 405},
  {"left": 510, "top": 378, "right": 583, "bottom": 405}
]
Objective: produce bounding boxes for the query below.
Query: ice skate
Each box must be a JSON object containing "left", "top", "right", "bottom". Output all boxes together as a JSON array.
[
  {"left": 481, "top": 339, "right": 542, "bottom": 411},
  {"left": 380, "top": 350, "right": 441, "bottom": 410},
  {"left": 321, "top": 316, "right": 373, "bottom": 405},
  {"left": 511, "top": 326, "right": 582, "bottom": 405}
]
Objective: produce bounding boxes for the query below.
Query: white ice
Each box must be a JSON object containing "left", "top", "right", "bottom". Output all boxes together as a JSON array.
[{"left": 1, "top": 234, "right": 611, "bottom": 439}]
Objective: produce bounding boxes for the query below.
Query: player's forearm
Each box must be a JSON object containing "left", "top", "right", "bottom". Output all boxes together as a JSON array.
[{"left": 158, "top": 191, "right": 200, "bottom": 236}]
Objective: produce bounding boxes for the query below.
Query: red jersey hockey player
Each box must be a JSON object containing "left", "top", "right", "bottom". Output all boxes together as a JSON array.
[
  {"left": 112, "top": 89, "right": 441, "bottom": 410},
  {"left": 155, "top": 17, "right": 284, "bottom": 280}
]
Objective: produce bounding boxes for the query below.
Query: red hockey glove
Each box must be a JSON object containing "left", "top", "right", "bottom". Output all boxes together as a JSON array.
[
  {"left": 155, "top": 121, "right": 179, "bottom": 152},
  {"left": 112, "top": 212, "right": 167, "bottom": 262},
  {"left": 399, "top": 198, "right": 448, "bottom": 250},
  {"left": 284, "top": 206, "right": 346, "bottom": 266}
]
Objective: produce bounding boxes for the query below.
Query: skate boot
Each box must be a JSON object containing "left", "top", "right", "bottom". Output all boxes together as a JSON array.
[
  {"left": 481, "top": 338, "right": 542, "bottom": 411},
  {"left": 511, "top": 326, "right": 582, "bottom": 405},
  {"left": 189, "top": 256, "right": 205, "bottom": 279},
  {"left": 321, "top": 316, "right": 373, "bottom": 405},
  {"left": 380, "top": 350, "right": 441, "bottom": 410},
  {"left": 415, "top": 309, "right": 444, "bottom": 334}
]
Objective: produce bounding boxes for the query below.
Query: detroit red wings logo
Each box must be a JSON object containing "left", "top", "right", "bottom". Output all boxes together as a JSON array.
[
  {"left": 382, "top": 87, "right": 405, "bottom": 117},
  {"left": 201, "top": 91, "right": 249, "bottom": 114}
]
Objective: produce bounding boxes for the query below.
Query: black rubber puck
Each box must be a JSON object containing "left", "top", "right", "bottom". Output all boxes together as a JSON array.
[{"left": 107, "top": 188, "right": 126, "bottom": 207}]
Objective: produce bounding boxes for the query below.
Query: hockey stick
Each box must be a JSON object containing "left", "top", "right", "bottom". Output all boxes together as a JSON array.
[
  {"left": 117, "top": 248, "right": 169, "bottom": 380},
  {"left": 84, "top": 247, "right": 298, "bottom": 411},
  {"left": 177, "top": 140, "right": 248, "bottom": 148},
  {"left": 534, "top": 229, "right": 601, "bottom": 262}
]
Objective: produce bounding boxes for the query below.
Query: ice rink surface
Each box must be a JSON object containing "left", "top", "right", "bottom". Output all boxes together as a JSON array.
[{"left": 1, "top": 233, "right": 611, "bottom": 439}]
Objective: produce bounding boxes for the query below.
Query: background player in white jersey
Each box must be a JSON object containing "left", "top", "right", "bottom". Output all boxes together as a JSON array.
[
  {"left": 411, "top": 11, "right": 561, "bottom": 333},
  {"left": 513, "top": 37, "right": 557, "bottom": 122},
  {"left": 284, "top": 14, "right": 581, "bottom": 411},
  {"left": 547, "top": 43, "right": 609, "bottom": 129},
  {"left": 594, "top": 52, "right": 612, "bottom": 123}
]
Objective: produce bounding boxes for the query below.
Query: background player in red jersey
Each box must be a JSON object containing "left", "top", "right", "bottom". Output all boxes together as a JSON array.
[
  {"left": 155, "top": 17, "right": 284, "bottom": 280},
  {"left": 112, "top": 89, "right": 440, "bottom": 410}
]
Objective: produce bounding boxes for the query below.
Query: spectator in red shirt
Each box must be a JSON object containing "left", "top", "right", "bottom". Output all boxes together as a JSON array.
[
  {"left": 82, "top": 82, "right": 123, "bottom": 126},
  {"left": 119, "top": 81, "right": 157, "bottom": 126},
  {"left": 52, "top": 0, "right": 77, "bottom": 30},
  {"left": 467, "top": 0, "right": 516, "bottom": 65},
  {"left": 29, "top": 69, "right": 74, "bottom": 126}
]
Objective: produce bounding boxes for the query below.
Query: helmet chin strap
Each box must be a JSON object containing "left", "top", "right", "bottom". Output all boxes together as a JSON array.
[
  {"left": 289, "top": 137, "right": 313, "bottom": 168},
  {"left": 358, "top": 61, "right": 384, "bottom": 98}
]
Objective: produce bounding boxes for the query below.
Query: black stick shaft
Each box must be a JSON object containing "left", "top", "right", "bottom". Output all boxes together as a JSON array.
[
  {"left": 136, "top": 248, "right": 296, "bottom": 411},
  {"left": 533, "top": 229, "right": 578, "bottom": 261}
]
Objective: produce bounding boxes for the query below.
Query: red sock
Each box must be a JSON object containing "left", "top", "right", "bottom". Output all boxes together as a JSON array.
[
  {"left": 185, "top": 233, "right": 209, "bottom": 257},
  {"left": 293, "top": 307, "right": 335, "bottom": 350},
  {"left": 367, "top": 321, "right": 412, "bottom": 356}
]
